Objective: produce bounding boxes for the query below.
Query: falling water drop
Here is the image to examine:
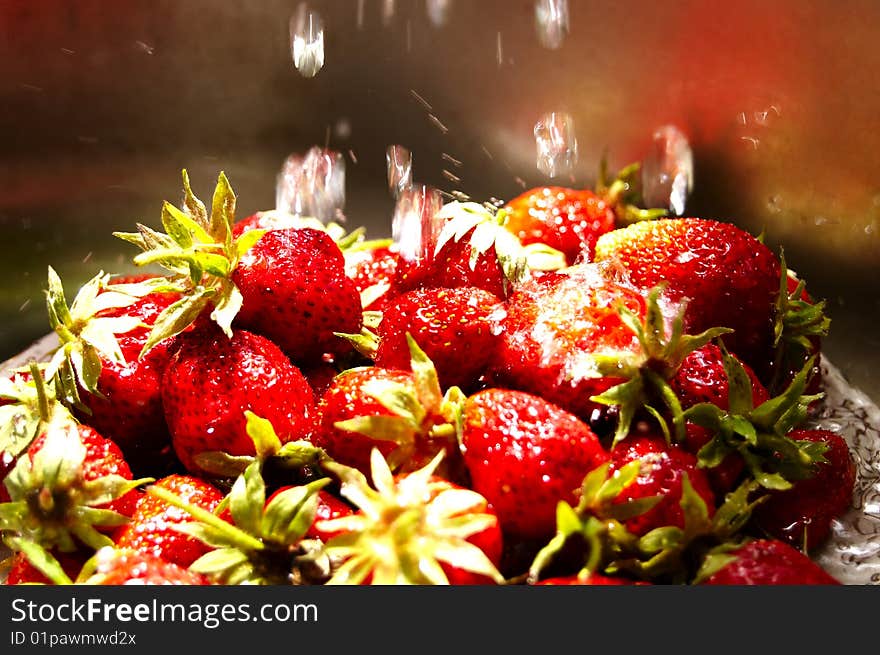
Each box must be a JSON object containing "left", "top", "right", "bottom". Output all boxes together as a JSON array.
[
  {"left": 276, "top": 147, "right": 346, "bottom": 223},
  {"left": 392, "top": 185, "right": 445, "bottom": 264},
  {"left": 535, "top": 0, "right": 569, "bottom": 50},
  {"left": 290, "top": 4, "right": 325, "bottom": 78},
  {"left": 641, "top": 125, "right": 694, "bottom": 216},
  {"left": 534, "top": 112, "right": 578, "bottom": 178},
  {"left": 386, "top": 145, "right": 413, "bottom": 197},
  {"left": 426, "top": 0, "right": 452, "bottom": 26}
]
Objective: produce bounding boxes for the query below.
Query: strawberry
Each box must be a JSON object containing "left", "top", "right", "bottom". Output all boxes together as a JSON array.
[
  {"left": 608, "top": 434, "right": 716, "bottom": 537},
  {"left": 57, "top": 272, "right": 181, "bottom": 473},
  {"left": 305, "top": 490, "right": 355, "bottom": 542},
  {"left": 1, "top": 421, "right": 146, "bottom": 554},
  {"left": 460, "top": 388, "right": 609, "bottom": 542},
  {"left": 535, "top": 573, "right": 648, "bottom": 585},
  {"left": 392, "top": 202, "right": 565, "bottom": 300},
  {"left": 81, "top": 546, "right": 210, "bottom": 585},
  {"left": 750, "top": 429, "right": 855, "bottom": 550},
  {"left": 698, "top": 539, "right": 840, "bottom": 585},
  {"left": 232, "top": 227, "right": 363, "bottom": 365},
  {"left": 502, "top": 186, "right": 616, "bottom": 265},
  {"left": 313, "top": 336, "right": 462, "bottom": 480},
  {"left": 343, "top": 242, "right": 400, "bottom": 311},
  {"left": 160, "top": 325, "right": 316, "bottom": 476},
  {"left": 672, "top": 343, "right": 770, "bottom": 411},
  {"left": 5, "top": 548, "right": 90, "bottom": 585},
  {"left": 146, "top": 454, "right": 335, "bottom": 585},
  {"left": 594, "top": 217, "right": 781, "bottom": 373},
  {"left": 113, "top": 473, "right": 225, "bottom": 568},
  {"left": 318, "top": 449, "right": 505, "bottom": 585},
  {"left": 114, "top": 172, "right": 361, "bottom": 370},
  {"left": 374, "top": 286, "right": 502, "bottom": 391},
  {"left": 489, "top": 264, "right": 647, "bottom": 427}
]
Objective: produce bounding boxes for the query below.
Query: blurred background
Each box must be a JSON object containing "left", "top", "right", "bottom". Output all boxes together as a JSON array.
[{"left": 1, "top": 0, "right": 878, "bottom": 399}]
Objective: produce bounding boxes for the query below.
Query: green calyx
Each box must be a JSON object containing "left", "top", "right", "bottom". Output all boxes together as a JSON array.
[
  {"left": 433, "top": 201, "right": 566, "bottom": 295},
  {"left": 318, "top": 448, "right": 504, "bottom": 585},
  {"left": 606, "top": 476, "right": 764, "bottom": 584},
  {"left": 113, "top": 170, "right": 264, "bottom": 354},
  {"left": 150, "top": 460, "right": 332, "bottom": 585},
  {"left": 590, "top": 285, "right": 734, "bottom": 447},
  {"left": 335, "top": 309, "right": 383, "bottom": 359},
  {"left": 596, "top": 157, "right": 668, "bottom": 225},
  {"left": 0, "top": 424, "right": 151, "bottom": 553},
  {"left": 43, "top": 267, "right": 144, "bottom": 409},
  {"left": 770, "top": 250, "right": 830, "bottom": 394},
  {"left": 194, "top": 410, "right": 329, "bottom": 480},
  {"left": 332, "top": 334, "right": 465, "bottom": 475},
  {"left": 683, "top": 348, "right": 827, "bottom": 490},
  {"left": 0, "top": 362, "right": 73, "bottom": 465},
  {"left": 527, "top": 461, "right": 658, "bottom": 583}
]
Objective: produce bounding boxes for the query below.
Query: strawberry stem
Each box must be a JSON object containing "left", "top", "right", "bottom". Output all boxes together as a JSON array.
[{"left": 28, "top": 361, "right": 51, "bottom": 424}]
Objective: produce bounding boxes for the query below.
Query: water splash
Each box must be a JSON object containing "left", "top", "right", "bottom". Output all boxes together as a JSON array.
[
  {"left": 392, "top": 185, "right": 445, "bottom": 263},
  {"left": 535, "top": 0, "right": 569, "bottom": 50},
  {"left": 426, "top": 0, "right": 452, "bottom": 27},
  {"left": 534, "top": 112, "right": 578, "bottom": 178},
  {"left": 641, "top": 125, "right": 693, "bottom": 216},
  {"left": 290, "top": 4, "right": 325, "bottom": 78},
  {"left": 276, "top": 147, "right": 346, "bottom": 223},
  {"left": 386, "top": 145, "right": 413, "bottom": 197}
]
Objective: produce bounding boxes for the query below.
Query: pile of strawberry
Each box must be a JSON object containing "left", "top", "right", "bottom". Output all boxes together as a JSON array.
[{"left": 0, "top": 162, "right": 853, "bottom": 586}]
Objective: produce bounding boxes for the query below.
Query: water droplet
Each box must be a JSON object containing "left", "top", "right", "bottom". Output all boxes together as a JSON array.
[
  {"left": 641, "top": 125, "right": 694, "bottom": 216},
  {"left": 276, "top": 146, "right": 346, "bottom": 224},
  {"left": 534, "top": 111, "right": 578, "bottom": 178},
  {"left": 386, "top": 145, "right": 413, "bottom": 197},
  {"left": 382, "top": 0, "right": 396, "bottom": 26},
  {"left": 496, "top": 31, "right": 504, "bottom": 66},
  {"left": 290, "top": 4, "right": 325, "bottom": 78},
  {"left": 392, "top": 185, "right": 445, "bottom": 263},
  {"left": 426, "top": 0, "right": 452, "bottom": 27},
  {"left": 334, "top": 118, "right": 352, "bottom": 140},
  {"left": 535, "top": 0, "right": 569, "bottom": 50}
]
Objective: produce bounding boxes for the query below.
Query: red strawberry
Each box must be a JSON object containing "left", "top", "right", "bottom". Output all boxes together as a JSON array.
[
  {"left": 232, "top": 227, "right": 363, "bottom": 365},
  {"left": 319, "top": 450, "right": 505, "bottom": 585},
  {"left": 344, "top": 243, "right": 400, "bottom": 311},
  {"left": 113, "top": 474, "right": 225, "bottom": 568},
  {"left": 5, "top": 549, "right": 90, "bottom": 585},
  {"left": 375, "top": 286, "right": 502, "bottom": 391},
  {"left": 83, "top": 547, "right": 209, "bottom": 585},
  {"left": 304, "top": 489, "right": 355, "bottom": 542},
  {"left": 231, "top": 210, "right": 321, "bottom": 237},
  {"left": 594, "top": 217, "right": 781, "bottom": 372},
  {"left": 672, "top": 343, "right": 770, "bottom": 411},
  {"left": 535, "top": 573, "right": 649, "bottom": 585},
  {"left": 502, "top": 186, "right": 616, "bottom": 265},
  {"left": 392, "top": 202, "right": 565, "bottom": 301},
  {"left": 609, "top": 434, "right": 716, "bottom": 536},
  {"left": 489, "top": 264, "right": 646, "bottom": 426},
  {"left": 313, "top": 357, "right": 462, "bottom": 481},
  {"left": 750, "top": 429, "right": 855, "bottom": 550},
  {"left": 2, "top": 421, "right": 144, "bottom": 554},
  {"left": 460, "top": 388, "right": 610, "bottom": 542},
  {"left": 161, "top": 325, "right": 316, "bottom": 476},
  {"left": 699, "top": 539, "right": 839, "bottom": 585},
  {"left": 74, "top": 274, "right": 180, "bottom": 472}
]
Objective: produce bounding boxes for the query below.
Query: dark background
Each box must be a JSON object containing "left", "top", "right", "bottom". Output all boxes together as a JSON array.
[{"left": 1, "top": 0, "right": 878, "bottom": 400}]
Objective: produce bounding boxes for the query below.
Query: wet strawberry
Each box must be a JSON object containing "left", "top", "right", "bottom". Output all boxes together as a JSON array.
[
  {"left": 83, "top": 547, "right": 209, "bottom": 585},
  {"left": 113, "top": 474, "right": 225, "bottom": 568},
  {"left": 503, "top": 186, "right": 616, "bottom": 265},
  {"left": 344, "top": 244, "right": 400, "bottom": 311},
  {"left": 460, "top": 388, "right": 610, "bottom": 542},
  {"left": 609, "top": 434, "right": 716, "bottom": 537},
  {"left": 233, "top": 227, "right": 363, "bottom": 365},
  {"left": 5, "top": 549, "right": 90, "bottom": 585},
  {"left": 750, "top": 429, "right": 855, "bottom": 551},
  {"left": 161, "top": 326, "right": 315, "bottom": 476},
  {"left": 489, "top": 264, "right": 646, "bottom": 426},
  {"left": 699, "top": 539, "right": 839, "bottom": 585},
  {"left": 304, "top": 490, "right": 355, "bottom": 542},
  {"left": 375, "top": 286, "right": 502, "bottom": 391},
  {"left": 594, "top": 217, "right": 781, "bottom": 372}
]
